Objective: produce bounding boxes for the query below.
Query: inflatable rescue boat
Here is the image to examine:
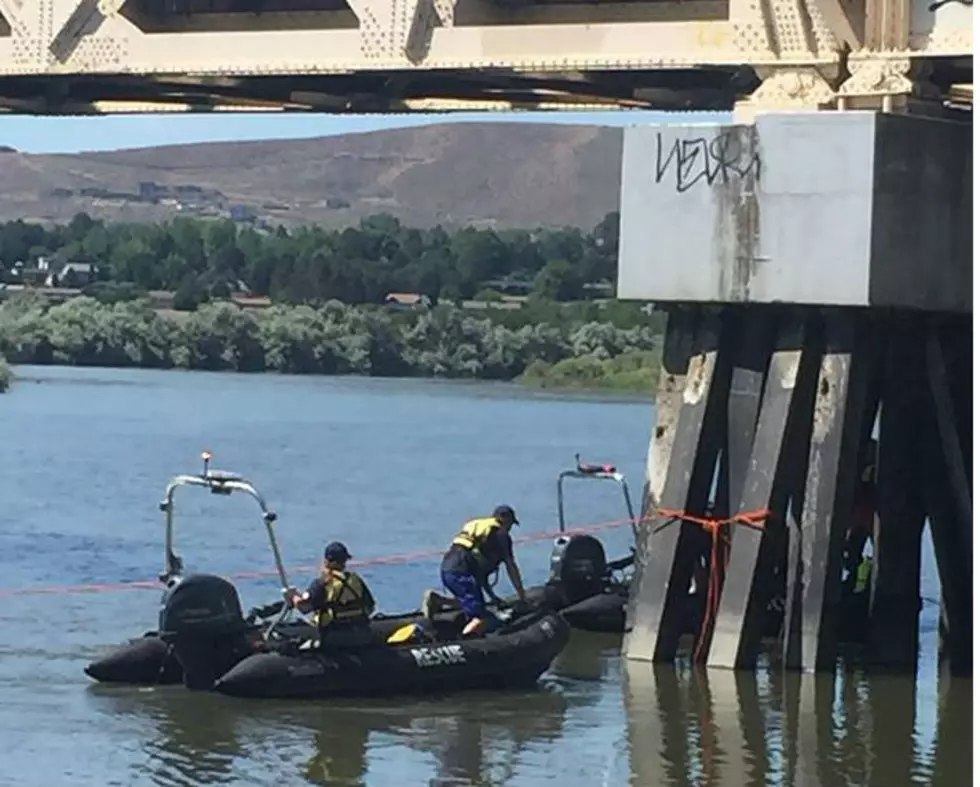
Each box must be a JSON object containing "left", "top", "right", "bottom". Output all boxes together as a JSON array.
[
  {"left": 84, "top": 452, "right": 570, "bottom": 695},
  {"left": 214, "top": 609, "right": 568, "bottom": 700}
]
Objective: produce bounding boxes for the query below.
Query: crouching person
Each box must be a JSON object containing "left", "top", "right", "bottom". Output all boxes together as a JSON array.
[{"left": 434, "top": 505, "right": 527, "bottom": 637}]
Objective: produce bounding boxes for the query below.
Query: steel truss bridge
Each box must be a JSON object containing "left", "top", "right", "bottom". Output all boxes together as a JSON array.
[{"left": 0, "top": 0, "right": 970, "bottom": 117}]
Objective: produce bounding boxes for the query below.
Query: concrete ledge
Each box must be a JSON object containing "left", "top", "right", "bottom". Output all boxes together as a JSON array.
[{"left": 617, "top": 111, "right": 971, "bottom": 313}]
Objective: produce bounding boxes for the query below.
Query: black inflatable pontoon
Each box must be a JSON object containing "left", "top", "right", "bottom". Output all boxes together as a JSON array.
[
  {"left": 90, "top": 569, "right": 568, "bottom": 697},
  {"left": 214, "top": 610, "right": 569, "bottom": 700},
  {"left": 84, "top": 630, "right": 185, "bottom": 685}
]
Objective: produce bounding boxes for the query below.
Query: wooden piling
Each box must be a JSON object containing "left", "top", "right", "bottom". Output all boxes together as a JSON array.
[
  {"left": 926, "top": 322, "right": 972, "bottom": 529},
  {"left": 781, "top": 382, "right": 820, "bottom": 674},
  {"left": 787, "top": 309, "right": 881, "bottom": 673},
  {"left": 866, "top": 316, "right": 926, "bottom": 668},
  {"left": 716, "top": 307, "right": 774, "bottom": 515},
  {"left": 624, "top": 308, "right": 731, "bottom": 663},
  {"left": 693, "top": 308, "right": 773, "bottom": 663},
  {"left": 626, "top": 306, "right": 968, "bottom": 675},
  {"left": 707, "top": 311, "right": 819, "bottom": 669},
  {"left": 922, "top": 319, "right": 973, "bottom": 677},
  {"left": 624, "top": 307, "right": 696, "bottom": 642}
]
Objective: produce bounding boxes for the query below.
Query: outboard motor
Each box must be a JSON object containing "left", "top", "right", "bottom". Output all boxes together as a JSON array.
[
  {"left": 548, "top": 534, "right": 608, "bottom": 606},
  {"left": 158, "top": 573, "right": 253, "bottom": 690}
]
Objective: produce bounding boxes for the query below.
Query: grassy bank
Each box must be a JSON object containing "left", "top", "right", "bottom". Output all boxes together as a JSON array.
[
  {"left": 0, "top": 354, "right": 10, "bottom": 392},
  {"left": 519, "top": 349, "right": 661, "bottom": 394}
]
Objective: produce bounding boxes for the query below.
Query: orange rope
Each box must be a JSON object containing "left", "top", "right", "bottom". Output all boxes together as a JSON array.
[
  {"left": 654, "top": 507, "right": 770, "bottom": 662},
  {"left": 0, "top": 515, "right": 645, "bottom": 598}
]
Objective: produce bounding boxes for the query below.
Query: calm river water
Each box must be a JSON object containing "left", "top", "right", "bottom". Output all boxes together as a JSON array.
[{"left": 0, "top": 366, "right": 969, "bottom": 787}]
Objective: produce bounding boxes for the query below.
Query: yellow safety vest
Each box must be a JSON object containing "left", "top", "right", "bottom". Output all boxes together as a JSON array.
[
  {"left": 452, "top": 517, "right": 503, "bottom": 570},
  {"left": 452, "top": 517, "right": 501, "bottom": 550},
  {"left": 314, "top": 570, "right": 371, "bottom": 627},
  {"left": 854, "top": 558, "right": 872, "bottom": 594}
]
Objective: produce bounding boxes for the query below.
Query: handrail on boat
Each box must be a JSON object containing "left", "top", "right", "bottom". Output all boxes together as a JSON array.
[
  {"left": 158, "top": 451, "right": 298, "bottom": 638},
  {"left": 557, "top": 453, "right": 638, "bottom": 542}
]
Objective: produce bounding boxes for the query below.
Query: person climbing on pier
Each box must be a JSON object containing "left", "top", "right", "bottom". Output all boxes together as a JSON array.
[
  {"left": 839, "top": 445, "right": 877, "bottom": 641},
  {"left": 843, "top": 446, "right": 877, "bottom": 596},
  {"left": 289, "top": 541, "right": 377, "bottom": 647},
  {"left": 432, "top": 505, "right": 528, "bottom": 637}
]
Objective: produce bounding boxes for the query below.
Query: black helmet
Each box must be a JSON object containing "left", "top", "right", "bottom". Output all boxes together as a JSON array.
[{"left": 324, "top": 541, "right": 352, "bottom": 562}]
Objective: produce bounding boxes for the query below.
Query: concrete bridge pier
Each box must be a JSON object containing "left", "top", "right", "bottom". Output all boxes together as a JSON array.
[{"left": 617, "top": 111, "right": 972, "bottom": 675}]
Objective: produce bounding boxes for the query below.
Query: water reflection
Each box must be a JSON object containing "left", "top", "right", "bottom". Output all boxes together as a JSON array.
[
  {"left": 86, "top": 681, "right": 572, "bottom": 787},
  {"left": 549, "top": 630, "right": 624, "bottom": 683},
  {"left": 622, "top": 660, "right": 971, "bottom": 787},
  {"left": 930, "top": 668, "right": 973, "bottom": 787},
  {"left": 80, "top": 632, "right": 629, "bottom": 787}
]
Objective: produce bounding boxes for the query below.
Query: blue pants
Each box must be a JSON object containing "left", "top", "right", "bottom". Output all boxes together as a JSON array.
[{"left": 441, "top": 570, "right": 486, "bottom": 620}]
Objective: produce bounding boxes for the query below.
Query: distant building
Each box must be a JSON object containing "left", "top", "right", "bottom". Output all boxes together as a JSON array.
[
  {"left": 139, "top": 181, "right": 165, "bottom": 202},
  {"left": 229, "top": 205, "right": 255, "bottom": 223},
  {"left": 484, "top": 276, "right": 533, "bottom": 296},
  {"left": 13, "top": 260, "right": 48, "bottom": 286},
  {"left": 45, "top": 262, "right": 96, "bottom": 288},
  {"left": 383, "top": 292, "right": 432, "bottom": 310},
  {"left": 583, "top": 280, "right": 615, "bottom": 297}
]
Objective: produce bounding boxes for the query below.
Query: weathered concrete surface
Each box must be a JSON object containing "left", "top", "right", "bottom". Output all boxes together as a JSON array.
[
  {"left": 618, "top": 111, "right": 971, "bottom": 313},
  {"left": 788, "top": 311, "right": 879, "bottom": 673},
  {"left": 867, "top": 318, "right": 927, "bottom": 669},
  {"left": 623, "top": 309, "right": 730, "bottom": 663},
  {"left": 707, "top": 311, "right": 818, "bottom": 670},
  {"left": 922, "top": 319, "right": 973, "bottom": 676},
  {"left": 869, "top": 114, "right": 972, "bottom": 312}
]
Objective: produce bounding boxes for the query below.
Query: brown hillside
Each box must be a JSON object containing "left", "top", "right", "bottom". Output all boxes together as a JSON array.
[{"left": 0, "top": 122, "right": 624, "bottom": 230}]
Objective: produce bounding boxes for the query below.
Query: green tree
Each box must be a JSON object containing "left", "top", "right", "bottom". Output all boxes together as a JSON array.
[
  {"left": 110, "top": 238, "right": 160, "bottom": 290},
  {"left": 203, "top": 218, "right": 238, "bottom": 264},
  {"left": 0, "top": 210, "right": 627, "bottom": 309},
  {"left": 68, "top": 212, "right": 99, "bottom": 243},
  {"left": 173, "top": 275, "right": 208, "bottom": 311},
  {"left": 0, "top": 353, "right": 10, "bottom": 392},
  {"left": 532, "top": 259, "right": 585, "bottom": 301}
]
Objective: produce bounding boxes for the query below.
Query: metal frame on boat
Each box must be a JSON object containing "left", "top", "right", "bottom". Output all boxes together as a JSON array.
[
  {"left": 556, "top": 454, "right": 639, "bottom": 541},
  {"left": 158, "top": 451, "right": 303, "bottom": 639}
]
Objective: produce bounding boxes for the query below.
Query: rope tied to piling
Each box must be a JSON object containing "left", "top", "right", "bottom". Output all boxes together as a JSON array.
[{"left": 654, "top": 507, "right": 771, "bottom": 662}]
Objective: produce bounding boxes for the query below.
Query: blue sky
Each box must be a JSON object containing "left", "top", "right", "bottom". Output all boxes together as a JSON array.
[{"left": 3, "top": 110, "right": 729, "bottom": 154}]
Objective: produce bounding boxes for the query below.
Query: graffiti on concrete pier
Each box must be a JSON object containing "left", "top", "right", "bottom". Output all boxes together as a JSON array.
[{"left": 654, "top": 129, "right": 761, "bottom": 194}]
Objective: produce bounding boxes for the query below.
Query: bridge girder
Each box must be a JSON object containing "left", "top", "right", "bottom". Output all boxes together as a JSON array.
[{"left": 0, "top": 0, "right": 970, "bottom": 114}]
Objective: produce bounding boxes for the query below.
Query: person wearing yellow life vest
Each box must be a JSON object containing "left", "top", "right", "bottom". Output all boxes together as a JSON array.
[
  {"left": 288, "top": 541, "right": 376, "bottom": 637},
  {"left": 853, "top": 553, "right": 873, "bottom": 595},
  {"left": 843, "top": 451, "right": 876, "bottom": 598},
  {"left": 437, "top": 505, "right": 528, "bottom": 637}
]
